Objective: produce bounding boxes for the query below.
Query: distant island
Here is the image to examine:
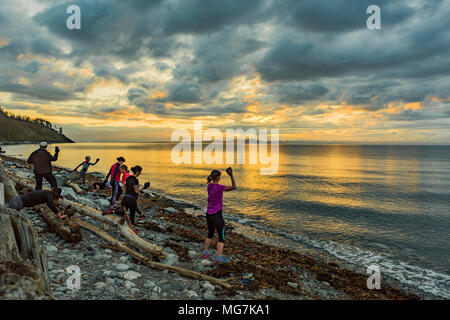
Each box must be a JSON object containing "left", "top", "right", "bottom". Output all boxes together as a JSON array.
[{"left": 0, "top": 107, "right": 74, "bottom": 144}]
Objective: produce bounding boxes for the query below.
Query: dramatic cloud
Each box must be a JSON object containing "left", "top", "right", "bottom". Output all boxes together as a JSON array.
[{"left": 0, "top": 0, "right": 448, "bottom": 143}]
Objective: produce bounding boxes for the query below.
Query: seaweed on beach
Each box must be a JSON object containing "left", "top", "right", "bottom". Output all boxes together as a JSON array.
[{"left": 153, "top": 204, "right": 422, "bottom": 300}]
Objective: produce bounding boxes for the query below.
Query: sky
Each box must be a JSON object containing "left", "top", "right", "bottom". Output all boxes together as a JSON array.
[{"left": 0, "top": 0, "right": 449, "bottom": 143}]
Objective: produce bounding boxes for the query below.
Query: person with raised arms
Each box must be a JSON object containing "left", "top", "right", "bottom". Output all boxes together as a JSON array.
[
  {"left": 201, "top": 167, "right": 236, "bottom": 264},
  {"left": 27, "top": 142, "right": 59, "bottom": 191},
  {"left": 70, "top": 156, "right": 99, "bottom": 187}
]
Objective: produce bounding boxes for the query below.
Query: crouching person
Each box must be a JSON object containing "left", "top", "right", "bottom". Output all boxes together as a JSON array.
[{"left": 7, "top": 187, "right": 67, "bottom": 219}]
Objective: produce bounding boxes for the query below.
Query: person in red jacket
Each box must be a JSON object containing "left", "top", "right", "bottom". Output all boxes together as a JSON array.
[{"left": 104, "top": 156, "right": 125, "bottom": 207}]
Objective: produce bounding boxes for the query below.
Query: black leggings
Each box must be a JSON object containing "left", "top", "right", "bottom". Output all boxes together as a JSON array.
[
  {"left": 122, "top": 196, "right": 137, "bottom": 225},
  {"left": 206, "top": 210, "right": 226, "bottom": 243},
  {"left": 110, "top": 180, "right": 123, "bottom": 205},
  {"left": 73, "top": 170, "right": 87, "bottom": 184},
  {"left": 35, "top": 173, "right": 57, "bottom": 191}
]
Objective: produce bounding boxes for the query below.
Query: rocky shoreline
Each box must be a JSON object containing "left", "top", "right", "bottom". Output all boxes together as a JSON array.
[{"left": 0, "top": 154, "right": 437, "bottom": 300}]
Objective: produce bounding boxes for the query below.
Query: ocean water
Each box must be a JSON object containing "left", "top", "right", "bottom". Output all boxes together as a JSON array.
[{"left": 3, "top": 143, "right": 450, "bottom": 298}]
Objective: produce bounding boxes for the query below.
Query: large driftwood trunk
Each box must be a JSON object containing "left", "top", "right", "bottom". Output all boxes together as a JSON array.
[
  {"left": 36, "top": 205, "right": 82, "bottom": 243},
  {"left": 0, "top": 159, "right": 18, "bottom": 202},
  {"left": 0, "top": 207, "right": 52, "bottom": 299}
]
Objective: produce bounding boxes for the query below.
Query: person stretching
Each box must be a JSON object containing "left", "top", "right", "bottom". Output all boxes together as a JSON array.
[
  {"left": 201, "top": 167, "right": 236, "bottom": 264},
  {"left": 104, "top": 157, "right": 125, "bottom": 206},
  {"left": 7, "top": 188, "right": 67, "bottom": 219},
  {"left": 122, "top": 166, "right": 150, "bottom": 234},
  {"left": 71, "top": 156, "right": 99, "bottom": 186}
]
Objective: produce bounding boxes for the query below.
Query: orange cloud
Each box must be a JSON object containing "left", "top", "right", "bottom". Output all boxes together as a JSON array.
[
  {"left": 0, "top": 39, "right": 9, "bottom": 48},
  {"left": 151, "top": 92, "right": 166, "bottom": 99},
  {"left": 404, "top": 102, "right": 423, "bottom": 111}
]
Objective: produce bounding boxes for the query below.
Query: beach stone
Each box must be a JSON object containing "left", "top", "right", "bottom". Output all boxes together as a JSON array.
[
  {"left": 287, "top": 282, "right": 299, "bottom": 289},
  {"left": 191, "top": 281, "right": 200, "bottom": 290},
  {"left": 119, "top": 256, "right": 129, "bottom": 263},
  {"left": 201, "top": 260, "right": 212, "bottom": 266},
  {"left": 54, "top": 174, "right": 67, "bottom": 186},
  {"left": 116, "top": 264, "right": 130, "bottom": 271},
  {"left": 77, "top": 197, "right": 98, "bottom": 209},
  {"left": 152, "top": 286, "right": 162, "bottom": 293},
  {"left": 55, "top": 273, "right": 66, "bottom": 281},
  {"left": 61, "top": 187, "right": 78, "bottom": 201},
  {"left": 203, "top": 293, "right": 216, "bottom": 300},
  {"left": 188, "top": 250, "right": 197, "bottom": 258},
  {"left": 186, "top": 290, "right": 198, "bottom": 298},
  {"left": 104, "top": 249, "right": 113, "bottom": 254},
  {"left": 98, "top": 199, "right": 110, "bottom": 208},
  {"left": 103, "top": 270, "right": 116, "bottom": 277},
  {"left": 107, "top": 286, "right": 115, "bottom": 295},
  {"left": 173, "top": 282, "right": 183, "bottom": 291},
  {"left": 150, "top": 293, "right": 159, "bottom": 300},
  {"left": 105, "top": 278, "right": 115, "bottom": 285},
  {"left": 94, "top": 282, "right": 108, "bottom": 289},
  {"left": 130, "top": 288, "right": 141, "bottom": 295},
  {"left": 164, "top": 207, "right": 178, "bottom": 214},
  {"left": 144, "top": 280, "right": 156, "bottom": 289},
  {"left": 123, "top": 271, "right": 141, "bottom": 281},
  {"left": 161, "top": 253, "right": 178, "bottom": 266},
  {"left": 124, "top": 281, "right": 135, "bottom": 290},
  {"left": 91, "top": 290, "right": 101, "bottom": 296},
  {"left": 201, "top": 282, "right": 215, "bottom": 292},
  {"left": 46, "top": 245, "right": 58, "bottom": 253}
]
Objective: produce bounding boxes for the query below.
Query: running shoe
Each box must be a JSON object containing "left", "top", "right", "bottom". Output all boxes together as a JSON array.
[
  {"left": 138, "top": 215, "right": 145, "bottom": 221},
  {"left": 201, "top": 250, "right": 211, "bottom": 259},
  {"left": 215, "top": 256, "right": 230, "bottom": 264},
  {"left": 102, "top": 208, "right": 112, "bottom": 216},
  {"left": 133, "top": 229, "right": 139, "bottom": 235}
]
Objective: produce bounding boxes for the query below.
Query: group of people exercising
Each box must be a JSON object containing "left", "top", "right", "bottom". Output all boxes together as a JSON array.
[{"left": 5, "top": 141, "right": 237, "bottom": 264}]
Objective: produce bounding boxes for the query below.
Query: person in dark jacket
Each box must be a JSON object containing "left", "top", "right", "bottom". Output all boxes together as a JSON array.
[
  {"left": 121, "top": 165, "right": 150, "bottom": 234},
  {"left": 27, "top": 142, "right": 59, "bottom": 191},
  {"left": 7, "top": 187, "right": 67, "bottom": 219}
]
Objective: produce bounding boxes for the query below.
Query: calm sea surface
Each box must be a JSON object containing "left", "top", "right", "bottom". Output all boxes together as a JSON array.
[{"left": 3, "top": 143, "right": 450, "bottom": 298}]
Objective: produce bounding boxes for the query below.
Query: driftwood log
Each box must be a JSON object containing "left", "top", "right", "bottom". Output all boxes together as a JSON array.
[
  {"left": 36, "top": 205, "right": 82, "bottom": 243},
  {"left": 7, "top": 168, "right": 166, "bottom": 258},
  {"left": 0, "top": 207, "right": 52, "bottom": 299},
  {"left": 74, "top": 217, "right": 232, "bottom": 289},
  {"left": 66, "top": 182, "right": 82, "bottom": 194},
  {"left": 0, "top": 159, "right": 18, "bottom": 202}
]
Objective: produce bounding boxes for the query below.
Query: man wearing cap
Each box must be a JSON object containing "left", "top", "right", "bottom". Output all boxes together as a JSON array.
[
  {"left": 27, "top": 142, "right": 59, "bottom": 191},
  {"left": 6, "top": 187, "right": 67, "bottom": 219}
]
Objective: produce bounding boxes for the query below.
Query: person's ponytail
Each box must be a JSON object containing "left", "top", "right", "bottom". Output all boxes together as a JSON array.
[{"left": 207, "top": 170, "right": 221, "bottom": 184}]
